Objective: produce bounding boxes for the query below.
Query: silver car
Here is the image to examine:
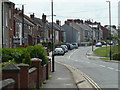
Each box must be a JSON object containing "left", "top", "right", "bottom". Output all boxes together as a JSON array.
[{"left": 53, "top": 48, "right": 65, "bottom": 55}]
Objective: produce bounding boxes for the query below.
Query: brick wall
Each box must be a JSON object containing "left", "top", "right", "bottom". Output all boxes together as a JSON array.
[
  {"left": 2, "top": 57, "right": 51, "bottom": 89},
  {"left": 29, "top": 67, "right": 37, "bottom": 88}
]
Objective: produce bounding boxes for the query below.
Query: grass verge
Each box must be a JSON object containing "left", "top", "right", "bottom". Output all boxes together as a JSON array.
[
  {"left": 94, "top": 46, "right": 110, "bottom": 57},
  {"left": 100, "top": 58, "right": 110, "bottom": 61}
]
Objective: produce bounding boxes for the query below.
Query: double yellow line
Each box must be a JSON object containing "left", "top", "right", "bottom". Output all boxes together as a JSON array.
[{"left": 82, "top": 73, "right": 102, "bottom": 90}]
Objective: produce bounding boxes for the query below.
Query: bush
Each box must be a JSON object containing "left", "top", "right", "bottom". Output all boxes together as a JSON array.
[
  {"left": 22, "top": 53, "right": 32, "bottom": 66},
  {"left": 2, "top": 59, "right": 16, "bottom": 67},
  {"left": 27, "top": 45, "right": 48, "bottom": 66},
  {"left": 2, "top": 45, "right": 48, "bottom": 66},
  {"left": 2, "top": 48, "right": 27, "bottom": 63},
  {"left": 2, "top": 48, "right": 14, "bottom": 62},
  {"left": 11, "top": 48, "right": 27, "bottom": 63},
  {"left": 112, "top": 53, "right": 120, "bottom": 61}
]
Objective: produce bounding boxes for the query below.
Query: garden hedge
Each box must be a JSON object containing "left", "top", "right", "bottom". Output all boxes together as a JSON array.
[{"left": 2, "top": 45, "right": 48, "bottom": 67}]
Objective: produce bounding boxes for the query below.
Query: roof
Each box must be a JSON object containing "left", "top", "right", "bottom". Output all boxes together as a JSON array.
[
  {"left": 2, "top": 0, "right": 15, "bottom": 5},
  {"left": 14, "top": 14, "right": 35, "bottom": 26},
  {"left": 77, "top": 23, "right": 92, "bottom": 31},
  {"left": 62, "top": 24, "right": 78, "bottom": 32},
  {"left": 30, "top": 17, "right": 43, "bottom": 27},
  {"left": 49, "top": 22, "right": 65, "bottom": 31}
]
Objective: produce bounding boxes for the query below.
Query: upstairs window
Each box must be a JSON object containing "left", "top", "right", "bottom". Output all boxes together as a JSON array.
[{"left": 5, "top": 12, "right": 8, "bottom": 27}]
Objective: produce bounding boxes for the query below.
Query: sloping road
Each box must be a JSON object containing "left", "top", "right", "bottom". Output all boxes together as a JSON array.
[{"left": 55, "top": 46, "right": 119, "bottom": 89}]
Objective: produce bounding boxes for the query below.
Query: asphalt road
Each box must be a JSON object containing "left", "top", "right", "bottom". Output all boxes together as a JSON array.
[{"left": 54, "top": 46, "right": 119, "bottom": 89}]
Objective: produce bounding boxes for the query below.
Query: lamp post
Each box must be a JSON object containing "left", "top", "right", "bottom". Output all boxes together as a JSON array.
[
  {"left": 0, "top": 0, "right": 2, "bottom": 48},
  {"left": 91, "top": 19, "right": 94, "bottom": 51},
  {"left": 22, "top": 5, "right": 24, "bottom": 46},
  {"left": 106, "top": 1, "right": 112, "bottom": 60},
  {"left": 51, "top": 0, "right": 55, "bottom": 72}
]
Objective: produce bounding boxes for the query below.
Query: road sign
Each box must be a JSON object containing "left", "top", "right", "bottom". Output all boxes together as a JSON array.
[{"left": 13, "top": 38, "right": 20, "bottom": 44}]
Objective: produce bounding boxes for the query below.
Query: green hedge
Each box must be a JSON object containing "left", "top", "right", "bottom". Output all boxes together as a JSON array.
[
  {"left": 2, "top": 48, "right": 27, "bottom": 63},
  {"left": 26, "top": 45, "right": 48, "bottom": 66},
  {"left": 2, "top": 45, "right": 48, "bottom": 67}
]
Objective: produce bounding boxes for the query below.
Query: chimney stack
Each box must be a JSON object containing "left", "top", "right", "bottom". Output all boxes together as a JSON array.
[
  {"left": 56, "top": 20, "right": 61, "bottom": 25},
  {"left": 42, "top": 13, "right": 46, "bottom": 23},
  {"left": 30, "top": 13, "right": 35, "bottom": 18}
]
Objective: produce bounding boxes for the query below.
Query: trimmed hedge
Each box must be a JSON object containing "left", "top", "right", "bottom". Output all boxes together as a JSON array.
[
  {"left": 2, "top": 48, "right": 27, "bottom": 63},
  {"left": 2, "top": 45, "right": 48, "bottom": 67},
  {"left": 26, "top": 45, "right": 48, "bottom": 66}
]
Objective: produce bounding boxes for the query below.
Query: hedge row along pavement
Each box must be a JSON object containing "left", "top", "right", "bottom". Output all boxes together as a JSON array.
[{"left": 1, "top": 45, "right": 48, "bottom": 67}]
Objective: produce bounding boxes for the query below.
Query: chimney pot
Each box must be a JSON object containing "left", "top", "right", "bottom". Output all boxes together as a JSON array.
[
  {"left": 30, "top": 13, "right": 35, "bottom": 18},
  {"left": 56, "top": 20, "right": 60, "bottom": 25}
]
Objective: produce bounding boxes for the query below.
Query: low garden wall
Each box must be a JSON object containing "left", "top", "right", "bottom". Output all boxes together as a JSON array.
[{"left": 2, "top": 58, "right": 51, "bottom": 89}]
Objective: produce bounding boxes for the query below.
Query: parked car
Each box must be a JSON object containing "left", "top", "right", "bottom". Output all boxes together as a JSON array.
[
  {"left": 53, "top": 48, "right": 65, "bottom": 55},
  {"left": 56, "top": 46, "right": 68, "bottom": 53},
  {"left": 101, "top": 41, "right": 107, "bottom": 45},
  {"left": 65, "top": 43, "right": 74, "bottom": 50},
  {"left": 109, "top": 41, "right": 113, "bottom": 45},
  {"left": 72, "top": 43, "right": 78, "bottom": 49},
  {"left": 61, "top": 45, "right": 68, "bottom": 51},
  {"left": 96, "top": 42, "right": 102, "bottom": 47}
]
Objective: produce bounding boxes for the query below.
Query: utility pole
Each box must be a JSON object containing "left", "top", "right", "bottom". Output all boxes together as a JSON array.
[
  {"left": 51, "top": 0, "right": 55, "bottom": 72},
  {"left": 22, "top": 5, "right": 24, "bottom": 46},
  {"left": 91, "top": 19, "right": 94, "bottom": 51},
  {"left": 0, "top": 0, "right": 2, "bottom": 48},
  {"left": 1, "top": 1, "right": 4, "bottom": 48},
  {"left": 106, "top": 1, "right": 112, "bottom": 60}
]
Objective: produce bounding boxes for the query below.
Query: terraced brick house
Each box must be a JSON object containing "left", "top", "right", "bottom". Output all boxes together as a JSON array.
[{"left": 2, "top": 0, "right": 15, "bottom": 48}]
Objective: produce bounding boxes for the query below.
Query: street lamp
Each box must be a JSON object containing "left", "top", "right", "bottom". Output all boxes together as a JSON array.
[
  {"left": 106, "top": 1, "right": 112, "bottom": 60},
  {"left": 51, "top": 0, "right": 55, "bottom": 72},
  {"left": 22, "top": 5, "right": 24, "bottom": 46},
  {"left": 91, "top": 19, "right": 94, "bottom": 51}
]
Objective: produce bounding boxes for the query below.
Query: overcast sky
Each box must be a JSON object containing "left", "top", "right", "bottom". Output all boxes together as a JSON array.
[{"left": 10, "top": 0, "right": 119, "bottom": 26}]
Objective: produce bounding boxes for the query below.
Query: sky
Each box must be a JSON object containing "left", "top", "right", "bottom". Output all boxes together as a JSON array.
[{"left": 10, "top": 0, "right": 119, "bottom": 26}]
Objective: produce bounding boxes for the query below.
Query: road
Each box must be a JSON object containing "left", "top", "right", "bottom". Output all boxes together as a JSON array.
[{"left": 54, "top": 46, "right": 119, "bottom": 88}]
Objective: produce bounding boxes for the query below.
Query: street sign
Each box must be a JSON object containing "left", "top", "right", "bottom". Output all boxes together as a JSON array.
[{"left": 13, "top": 38, "right": 20, "bottom": 44}]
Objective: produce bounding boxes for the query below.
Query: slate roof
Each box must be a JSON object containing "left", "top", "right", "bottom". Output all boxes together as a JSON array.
[
  {"left": 76, "top": 23, "right": 92, "bottom": 31},
  {"left": 62, "top": 24, "right": 78, "bottom": 32},
  {"left": 14, "top": 14, "right": 35, "bottom": 26},
  {"left": 49, "top": 22, "right": 65, "bottom": 31}
]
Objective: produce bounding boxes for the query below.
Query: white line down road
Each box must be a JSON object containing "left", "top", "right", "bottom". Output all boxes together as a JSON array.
[{"left": 55, "top": 46, "right": 119, "bottom": 88}]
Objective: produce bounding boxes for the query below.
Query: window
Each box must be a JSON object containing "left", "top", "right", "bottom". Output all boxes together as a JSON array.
[
  {"left": 9, "top": 10, "right": 11, "bottom": 19},
  {"left": 28, "top": 26, "right": 30, "bottom": 29},
  {"left": 5, "top": 12, "right": 8, "bottom": 27}
]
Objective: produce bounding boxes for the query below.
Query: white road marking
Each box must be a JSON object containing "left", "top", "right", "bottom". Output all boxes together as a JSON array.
[
  {"left": 115, "top": 69, "right": 119, "bottom": 72},
  {"left": 115, "top": 69, "right": 120, "bottom": 72},
  {"left": 107, "top": 67, "right": 114, "bottom": 70},
  {"left": 86, "top": 62, "right": 90, "bottom": 63},
  {"left": 68, "top": 50, "right": 77, "bottom": 59},
  {"left": 99, "top": 65, "right": 106, "bottom": 68}
]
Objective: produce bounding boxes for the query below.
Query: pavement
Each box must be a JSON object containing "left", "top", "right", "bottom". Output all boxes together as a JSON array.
[
  {"left": 42, "top": 62, "right": 77, "bottom": 88},
  {"left": 42, "top": 52, "right": 95, "bottom": 89}
]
